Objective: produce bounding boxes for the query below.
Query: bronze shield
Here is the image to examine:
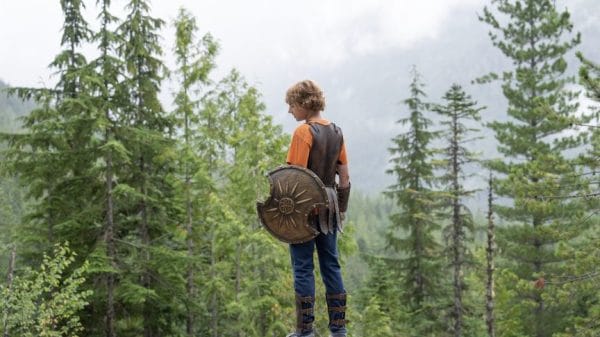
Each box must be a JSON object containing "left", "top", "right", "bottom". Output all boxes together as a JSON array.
[{"left": 257, "top": 165, "right": 329, "bottom": 244}]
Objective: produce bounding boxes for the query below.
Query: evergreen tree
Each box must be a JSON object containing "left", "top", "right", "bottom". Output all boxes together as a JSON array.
[
  {"left": 552, "top": 52, "right": 600, "bottom": 337},
  {"left": 115, "top": 1, "right": 183, "bottom": 335},
  {"left": 171, "top": 8, "right": 218, "bottom": 336},
  {"left": 2, "top": 0, "right": 100, "bottom": 263},
  {"left": 385, "top": 67, "right": 445, "bottom": 336},
  {"left": 480, "top": 1, "right": 592, "bottom": 335},
  {"left": 197, "top": 70, "right": 291, "bottom": 337},
  {"left": 433, "top": 84, "right": 484, "bottom": 337},
  {"left": 225, "top": 81, "right": 290, "bottom": 337},
  {"left": 83, "top": 0, "right": 127, "bottom": 336}
]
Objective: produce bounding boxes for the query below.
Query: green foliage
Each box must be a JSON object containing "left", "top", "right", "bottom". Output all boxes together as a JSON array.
[
  {"left": 433, "top": 84, "right": 484, "bottom": 336},
  {"left": 359, "top": 297, "right": 396, "bottom": 337},
  {"left": 171, "top": 8, "right": 220, "bottom": 336},
  {"left": 577, "top": 52, "right": 600, "bottom": 173},
  {"left": 205, "top": 70, "right": 292, "bottom": 337},
  {"left": 354, "top": 256, "right": 413, "bottom": 336},
  {"left": 1, "top": 244, "right": 92, "bottom": 337},
  {"left": 1, "top": 0, "right": 103, "bottom": 267},
  {"left": 384, "top": 67, "right": 446, "bottom": 335},
  {"left": 480, "top": 1, "right": 593, "bottom": 336},
  {"left": 551, "top": 52, "right": 600, "bottom": 337}
]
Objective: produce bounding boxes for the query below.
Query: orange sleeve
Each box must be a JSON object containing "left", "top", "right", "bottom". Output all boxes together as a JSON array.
[
  {"left": 286, "top": 124, "right": 313, "bottom": 167},
  {"left": 338, "top": 142, "right": 348, "bottom": 165}
]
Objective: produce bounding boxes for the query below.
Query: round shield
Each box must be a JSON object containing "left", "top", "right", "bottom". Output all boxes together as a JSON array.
[{"left": 257, "top": 165, "right": 329, "bottom": 244}]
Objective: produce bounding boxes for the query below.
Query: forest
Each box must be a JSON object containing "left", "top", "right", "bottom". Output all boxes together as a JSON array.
[{"left": 1, "top": 0, "right": 599, "bottom": 336}]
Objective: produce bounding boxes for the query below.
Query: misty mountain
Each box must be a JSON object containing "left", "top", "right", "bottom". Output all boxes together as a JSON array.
[
  {"left": 262, "top": 1, "right": 600, "bottom": 203},
  {"left": 0, "top": 79, "right": 34, "bottom": 132}
]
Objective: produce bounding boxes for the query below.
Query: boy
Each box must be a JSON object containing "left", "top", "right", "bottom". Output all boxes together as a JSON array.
[{"left": 284, "top": 80, "right": 350, "bottom": 337}]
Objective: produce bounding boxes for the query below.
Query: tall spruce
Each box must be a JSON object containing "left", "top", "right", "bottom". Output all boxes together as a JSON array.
[
  {"left": 221, "top": 77, "right": 289, "bottom": 336},
  {"left": 171, "top": 8, "right": 218, "bottom": 336},
  {"left": 385, "top": 67, "right": 444, "bottom": 336},
  {"left": 480, "top": 1, "right": 592, "bottom": 336},
  {"left": 191, "top": 70, "right": 291, "bottom": 337},
  {"left": 87, "top": 0, "right": 124, "bottom": 335},
  {"left": 433, "top": 84, "right": 483, "bottom": 337},
  {"left": 2, "top": 8, "right": 107, "bottom": 336},
  {"left": 116, "top": 1, "right": 183, "bottom": 335},
  {"left": 2, "top": 0, "right": 100, "bottom": 266}
]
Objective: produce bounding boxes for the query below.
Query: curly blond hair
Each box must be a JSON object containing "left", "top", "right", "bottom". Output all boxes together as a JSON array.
[{"left": 285, "top": 80, "right": 326, "bottom": 112}]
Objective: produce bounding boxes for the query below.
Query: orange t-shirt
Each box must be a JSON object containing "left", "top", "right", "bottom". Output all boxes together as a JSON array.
[{"left": 286, "top": 119, "right": 348, "bottom": 168}]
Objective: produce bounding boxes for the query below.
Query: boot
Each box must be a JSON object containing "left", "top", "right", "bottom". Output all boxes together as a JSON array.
[
  {"left": 326, "top": 292, "right": 348, "bottom": 337},
  {"left": 286, "top": 294, "right": 315, "bottom": 337}
]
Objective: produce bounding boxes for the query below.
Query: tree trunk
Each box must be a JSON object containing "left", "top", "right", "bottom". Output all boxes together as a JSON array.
[
  {"left": 141, "top": 157, "right": 153, "bottom": 337},
  {"left": 105, "top": 148, "right": 117, "bottom": 337},
  {"left": 100, "top": 2, "right": 117, "bottom": 334},
  {"left": 486, "top": 173, "right": 496, "bottom": 337},
  {"left": 185, "top": 168, "right": 195, "bottom": 336},
  {"left": 183, "top": 74, "right": 196, "bottom": 337},
  {"left": 451, "top": 113, "right": 463, "bottom": 337},
  {"left": 211, "top": 222, "right": 218, "bottom": 337}
]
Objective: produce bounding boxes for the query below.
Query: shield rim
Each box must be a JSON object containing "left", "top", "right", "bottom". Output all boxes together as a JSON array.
[{"left": 257, "top": 165, "right": 329, "bottom": 244}]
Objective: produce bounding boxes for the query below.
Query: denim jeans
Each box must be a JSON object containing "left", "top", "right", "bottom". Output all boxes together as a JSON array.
[{"left": 290, "top": 217, "right": 346, "bottom": 334}]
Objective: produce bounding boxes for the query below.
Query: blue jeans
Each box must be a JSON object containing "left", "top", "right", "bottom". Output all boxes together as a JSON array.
[{"left": 290, "top": 218, "right": 346, "bottom": 334}]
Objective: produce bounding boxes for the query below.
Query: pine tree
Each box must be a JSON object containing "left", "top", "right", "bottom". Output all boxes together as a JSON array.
[
  {"left": 385, "top": 67, "right": 445, "bottom": 335},
  {"left": 171, "top": 8, "right": 218, "bottom": 336},
  {"left": 194, "top": 70, "right": 290, "bottom": 337},
  {"left": 116, "top": 1, "right": 183, "bottom": 335},
  {"left": 551, "top": 52, "right": 600, "bottom": 337},
  {"left": 433, "top": 84, "right": 484, "bottom": 337},
  {"left": 193, "top": 71, "right": 238, "bottom": 337},
  {"left": 222, "top": 78, "right": 289, "bottom": 337},
  {"left": 480, "top": 1, "right": 592, "bottom": 336},
  {"left": 84, "top": 1, "right": 127, "bottom": 336},
  {"left": 2, "top": 0, "right": 100, "bottom": 264}
]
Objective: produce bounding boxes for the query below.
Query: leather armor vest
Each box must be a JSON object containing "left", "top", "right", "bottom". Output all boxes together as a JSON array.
[
  {"left": 307, "top": 122, "right": 344, "bottom": 187},
  {"left": 306, "top": 122, "right": 345, "bottom": 234}
]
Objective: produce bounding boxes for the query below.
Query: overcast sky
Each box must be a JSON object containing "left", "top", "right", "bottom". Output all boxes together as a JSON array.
[
  {"left": 1, "top": 0, "right": 597, "bottom": 195},
  {"left": 1, "top": 0, "right": 483, "bottom": 120}
]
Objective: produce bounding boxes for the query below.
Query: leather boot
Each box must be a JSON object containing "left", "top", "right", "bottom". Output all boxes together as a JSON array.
[
  {"left": 326, "top": 292, "right": 348, "bottom": 337},
  {"left": 286, "top": 294, "right": 315, "bottom": 337}
]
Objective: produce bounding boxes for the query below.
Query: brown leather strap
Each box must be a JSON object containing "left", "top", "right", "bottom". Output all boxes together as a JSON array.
[
  {"left": 336, "top": 183, "right": 350, "bottom": 213},
  {"left": 331, "top": 319, "right": 349, "bottom": 326},
  {"left": 328, "top": 306, "right": 346, "bottom": 312},
  {"left": 326, "top": 293, "right": 347, "bottom": 300},
  {"left": 296, "top": 295, "right": 314, "bottom": 302},
  {"left": 295, "top": 293, "right": 314, "bottom": 331}
]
